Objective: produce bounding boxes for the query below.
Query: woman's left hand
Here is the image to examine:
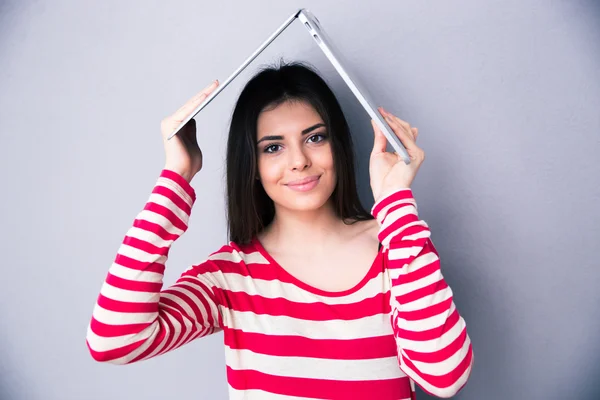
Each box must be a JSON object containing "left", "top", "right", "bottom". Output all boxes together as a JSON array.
[{"left": 369, "top": 107, "right": 425, "bottom": 203}]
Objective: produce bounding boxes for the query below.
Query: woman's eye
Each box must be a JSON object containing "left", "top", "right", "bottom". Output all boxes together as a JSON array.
[
  {"left": 263, "top": 134, "right": 326, "bottom": 153},
  {"left": 264, "top": 144, "right": 281, "bottom": 153},
  {"left": 308, "top": 134, "right": 326, "bottom": 143}
]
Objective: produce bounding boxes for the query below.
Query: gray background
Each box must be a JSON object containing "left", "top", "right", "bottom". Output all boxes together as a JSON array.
[{"left": 1, "top": 0, "right": 599, "bottom": 399}]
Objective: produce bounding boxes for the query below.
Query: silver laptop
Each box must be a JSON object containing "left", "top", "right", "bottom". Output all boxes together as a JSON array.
[{"left": 167, "top": 8, "right": 410, "bottom": 164}]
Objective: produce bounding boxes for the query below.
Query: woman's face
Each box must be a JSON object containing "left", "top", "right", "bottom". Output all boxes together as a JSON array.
[{"left": 256, "top": 100, "right": 336, "bottom": 213}]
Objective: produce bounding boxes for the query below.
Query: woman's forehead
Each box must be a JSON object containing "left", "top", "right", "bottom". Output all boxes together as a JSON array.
[{"left": 257, "top": 101, "right": 324, "bottom": 137}]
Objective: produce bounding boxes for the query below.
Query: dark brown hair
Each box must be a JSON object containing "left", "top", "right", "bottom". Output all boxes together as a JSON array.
[{"left": 225, "top": 60, "right": 373, "bottom": 245}]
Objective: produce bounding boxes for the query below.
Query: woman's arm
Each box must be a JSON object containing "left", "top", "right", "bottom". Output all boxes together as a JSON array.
[
  {"left": 372, "top": 188, "right": 473, "bottom": 398},
  {"left": 86, "top": 169, "right": 223, "bottom": 364}
]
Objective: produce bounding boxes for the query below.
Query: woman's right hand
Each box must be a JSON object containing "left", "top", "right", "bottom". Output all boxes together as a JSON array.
[{"left": 161, "top": 80, "right": 219, "bottom": 183}]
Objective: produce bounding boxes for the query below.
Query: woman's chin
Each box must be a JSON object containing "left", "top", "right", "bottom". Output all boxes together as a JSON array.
[{"left": 278, "top": 192, "right": 333, "bottom": 212}]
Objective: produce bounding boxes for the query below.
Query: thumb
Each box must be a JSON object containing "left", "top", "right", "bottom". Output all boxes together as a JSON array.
[{"left": 371, "top": 119, "right": 387, "bottom": 154}]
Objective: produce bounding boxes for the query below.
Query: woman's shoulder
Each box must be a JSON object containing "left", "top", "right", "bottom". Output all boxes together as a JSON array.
[{"left": 199, "top": 240, "right": 260, "bottom": 267}]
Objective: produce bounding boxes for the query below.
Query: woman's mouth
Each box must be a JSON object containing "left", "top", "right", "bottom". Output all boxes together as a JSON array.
[{"left": 285, "top": 175, "right": 321, "bottom": 192}]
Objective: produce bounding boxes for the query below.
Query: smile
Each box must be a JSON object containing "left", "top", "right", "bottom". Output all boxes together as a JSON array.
[{"left": 285, "top": 175, "right": 321, "bottom": 192}]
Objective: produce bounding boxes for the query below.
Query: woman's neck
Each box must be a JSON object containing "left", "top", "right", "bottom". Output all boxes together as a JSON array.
[{"left": 260, "top": 201, "right": 349, "bottom": 254}]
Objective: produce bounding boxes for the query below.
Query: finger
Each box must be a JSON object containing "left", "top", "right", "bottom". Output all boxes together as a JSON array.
[
  {"left": 380, "top": 107, "right": 413, "bottom": 134},
  {"left": 178, "top": 80, "right": 219, "bottom": 113},
  {"left": 393, "top": 117, "right": 421, "bottom": 148},
  {"left": 379, "top": 109, "right": 418, "bottom": 151},
  {"left": 371, "top": 119, "right": 387, "bottom": 154},
  {"left": 173, "top": 80, "right": 219, "bottom": 121},
  {"left": 187, "top": 80, "right": 219, "bottom": 104},
  {"left": 390, "top": 118, "right": 420, "bottom": 152},
  {"left": 392, "top": 114, "right": 412, "bottom": 134},
  {"left": 385, "top": 110, "right": 419, "bottom": 145},
  {"left": 381, "top": 108, "right": 412, "bottom": 132}
]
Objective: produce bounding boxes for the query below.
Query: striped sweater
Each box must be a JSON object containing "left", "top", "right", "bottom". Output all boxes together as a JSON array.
[{"left": 86, "top": 169, "right": 473, "bottom": 399}]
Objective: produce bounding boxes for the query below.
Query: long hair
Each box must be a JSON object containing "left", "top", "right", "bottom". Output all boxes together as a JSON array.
[{"left": 225, "top": 60, "right": 373, "bottom": 245}]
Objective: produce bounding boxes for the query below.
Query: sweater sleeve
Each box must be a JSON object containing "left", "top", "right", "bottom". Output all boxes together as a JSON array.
[
  {"left": 86, "top": 169, "right": 223, "bottom": 364},
  {"left": 371, "top": 188, "right": 474, "bottom": 398}
]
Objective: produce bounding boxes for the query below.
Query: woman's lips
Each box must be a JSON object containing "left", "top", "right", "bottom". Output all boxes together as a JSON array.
[{"left": 285, "top": 176, "right": 321, "bottom": 192}]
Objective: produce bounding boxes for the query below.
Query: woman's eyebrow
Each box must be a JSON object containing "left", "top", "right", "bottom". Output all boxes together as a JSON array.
[
  {"left": 257, "top": 123, "right": 326, "bottom": 145},
  {"left": 302, "top": 123, "right": 326, "bottom": 134}
]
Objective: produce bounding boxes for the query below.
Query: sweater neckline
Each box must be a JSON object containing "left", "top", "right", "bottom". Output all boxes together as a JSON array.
[{"left": 250, "top": 236, "right": 383, "bottom": 298}]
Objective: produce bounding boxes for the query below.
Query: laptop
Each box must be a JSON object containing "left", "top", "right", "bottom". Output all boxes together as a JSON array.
[{"left": 167, "top": 8, "right": 410, "bottom": 164}]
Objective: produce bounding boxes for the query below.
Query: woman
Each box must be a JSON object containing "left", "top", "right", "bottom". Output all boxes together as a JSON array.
[{"left": 86, "top": 62, "right": 473, "bottom": 399}]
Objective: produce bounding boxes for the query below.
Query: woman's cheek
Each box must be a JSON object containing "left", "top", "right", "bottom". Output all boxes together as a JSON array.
[{"left": 258, "top": 156, "right": 283, "bottom": 185}]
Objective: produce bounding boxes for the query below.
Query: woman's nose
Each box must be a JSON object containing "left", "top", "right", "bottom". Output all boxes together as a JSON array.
[{"left": 288, "top": 146, "right": 311, "bottom": 171}]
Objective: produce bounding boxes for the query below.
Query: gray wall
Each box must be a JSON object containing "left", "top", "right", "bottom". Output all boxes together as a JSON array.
[{"left": 1, "top": 1, "right": 599, "bottom": 399}]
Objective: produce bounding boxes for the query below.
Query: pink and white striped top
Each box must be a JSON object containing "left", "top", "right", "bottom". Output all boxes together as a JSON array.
[{"left": 86, "top": 169, "right": 473, "bottom": 399}]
